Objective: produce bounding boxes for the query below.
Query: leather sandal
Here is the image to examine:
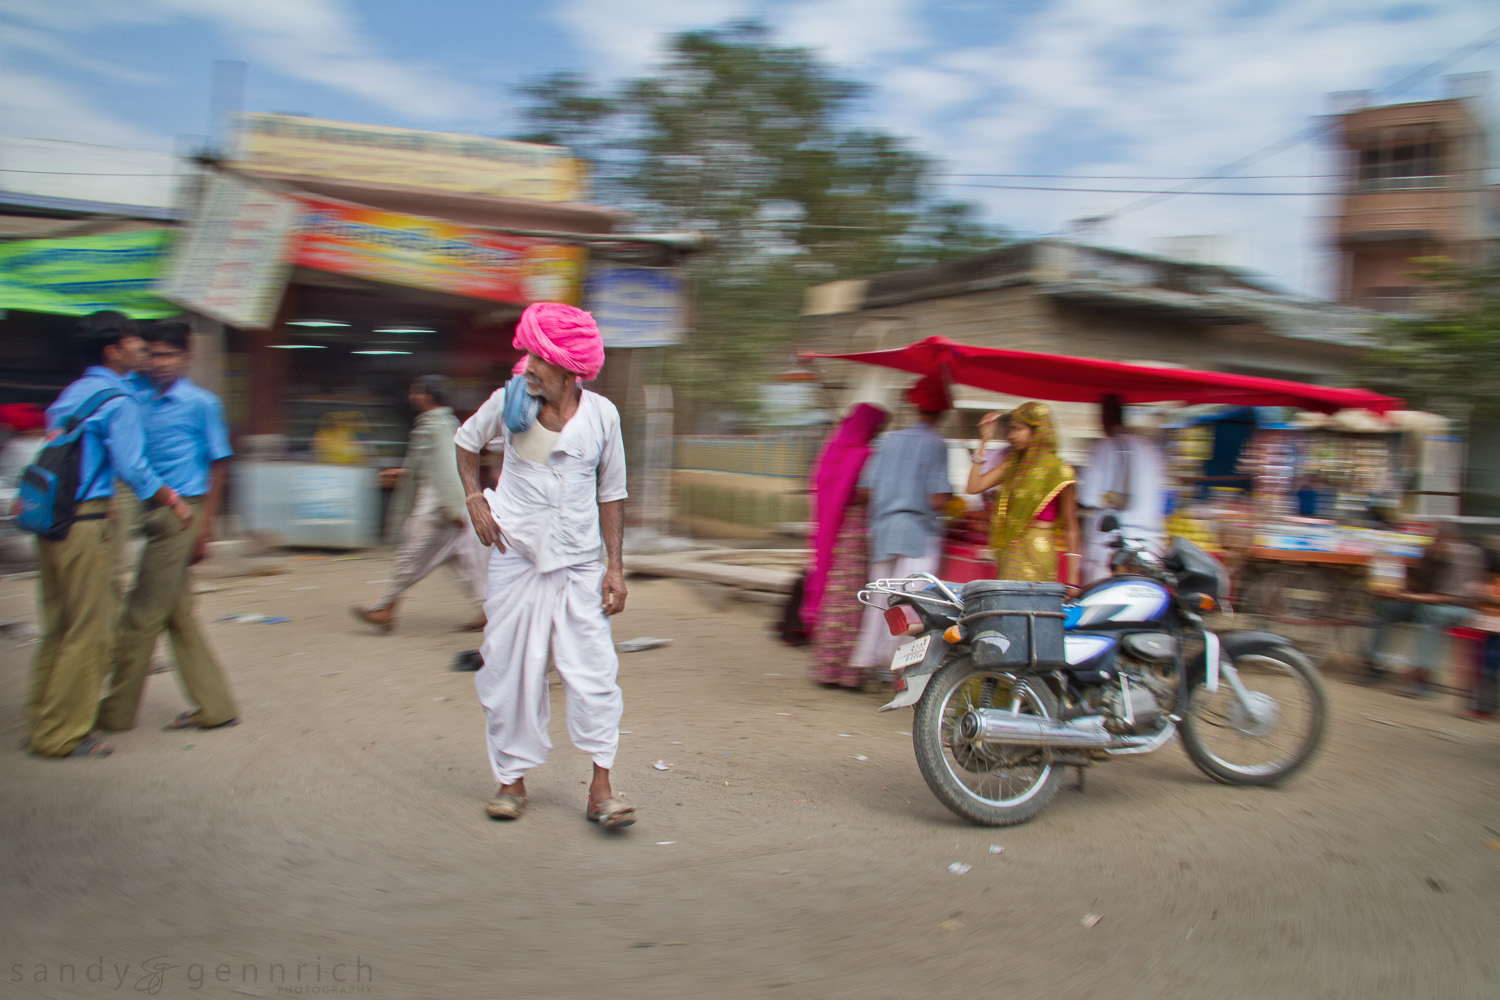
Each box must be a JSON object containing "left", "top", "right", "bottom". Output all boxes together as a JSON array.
[
  {"left": 164, "top": 711, "right": 240, "bottom": 731},
  {"left": 585, "top": 797, "right": 636, "bottom": 830},
  {"left": 485, "top": 792, "right": 528, "bottom": 820},
  {"left": 351, "top": 605, "right": 394, "bottom": 633},
  {"left": 61, "top": 736, "right": 113, "bottom": 758}
]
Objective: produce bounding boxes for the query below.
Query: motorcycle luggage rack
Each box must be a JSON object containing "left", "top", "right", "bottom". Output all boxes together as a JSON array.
[{"left": 856, "top": 572, "right": 963, "bottom": 612}]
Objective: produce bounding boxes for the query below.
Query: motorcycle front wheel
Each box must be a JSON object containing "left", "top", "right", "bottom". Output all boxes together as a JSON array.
[
  {"left": 912, "top": 657, "right": 1065, "bottom": 826},
  {"left": 1180, "top": 644, "right": 1327, "bottom": 786}
]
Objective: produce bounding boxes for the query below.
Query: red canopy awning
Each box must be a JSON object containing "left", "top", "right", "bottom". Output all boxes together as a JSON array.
[{"left": 810, "top": 336, "right": 1402, "bottom": 415}]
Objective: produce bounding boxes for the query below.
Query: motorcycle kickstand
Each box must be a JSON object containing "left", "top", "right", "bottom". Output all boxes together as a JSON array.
[{"left": 1073, "top": 766, "right": 1086, "bottom": 793}]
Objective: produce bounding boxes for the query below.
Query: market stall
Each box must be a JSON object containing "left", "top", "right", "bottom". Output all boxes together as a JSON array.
[
  {"left": 1165, "top": 408, "right": 1452, "bottom": 625},
  {"left": 810, "top": 337, "right": 1411, "bottom": 608}
]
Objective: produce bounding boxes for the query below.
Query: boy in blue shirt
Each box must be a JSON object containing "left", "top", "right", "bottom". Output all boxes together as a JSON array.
[
  {"left": 30, "top": 312, "right": 191, "bottom": 758},
  {"left": 98, "top": 320, "right": 239, "bottom": 732}
]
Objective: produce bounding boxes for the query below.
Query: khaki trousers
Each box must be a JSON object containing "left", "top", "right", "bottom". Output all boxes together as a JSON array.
[
  {"left": 97, "top": 500, "right": 237, "bottom": 730},
  {"left": 110, "top": 479, "right": 140, "bottom": 597},
  {"left": 29, "top": 499, "right": 115, "bottom": 756}
]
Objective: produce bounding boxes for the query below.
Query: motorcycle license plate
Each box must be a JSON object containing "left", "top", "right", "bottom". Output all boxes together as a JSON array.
[{"left": 891, "top": 635, "right": 931, "bottom": 672}]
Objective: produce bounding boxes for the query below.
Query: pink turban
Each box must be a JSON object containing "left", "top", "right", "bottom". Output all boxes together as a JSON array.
[{"left": 513, "top": 302, "right": 605, "bottom": 380}]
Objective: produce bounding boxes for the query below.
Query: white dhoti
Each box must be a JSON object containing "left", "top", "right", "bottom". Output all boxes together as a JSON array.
[
  {"left": 851, "top": 538, "right": 942, "bottom": 673},
  {"left": 475, "top": 547, "right": 622, "bottom": 785}
]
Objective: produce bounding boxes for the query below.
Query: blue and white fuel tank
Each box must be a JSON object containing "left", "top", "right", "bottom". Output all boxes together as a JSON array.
[
  {"left": 1065, "top": 575, "right": 1172, "bottom": 629},
  {"left": 1060, "top": 576, "right": 1173, "bottom": 682}
]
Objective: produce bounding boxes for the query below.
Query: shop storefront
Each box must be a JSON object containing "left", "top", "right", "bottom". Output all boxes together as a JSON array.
[{"left": 150, "top": 115, "right": 693, "bottom": 545}]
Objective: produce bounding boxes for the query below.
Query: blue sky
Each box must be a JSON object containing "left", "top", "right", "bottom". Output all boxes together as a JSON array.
[{"left": 2, "top": 0, "right": 1497, "bottom": 298}]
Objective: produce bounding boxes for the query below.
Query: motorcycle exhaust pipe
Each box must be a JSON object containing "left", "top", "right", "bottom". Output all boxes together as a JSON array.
[{"left": 957, "top": 709, "right": 1113, "bottom": 749}]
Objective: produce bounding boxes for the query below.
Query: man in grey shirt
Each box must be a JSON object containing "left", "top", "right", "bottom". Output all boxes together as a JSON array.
[
  {"left": 847, "top": 375, "right": 954, "bottom": 685},
  {"left": 353, "top": 376, "right": 486, "bottom": 633}
]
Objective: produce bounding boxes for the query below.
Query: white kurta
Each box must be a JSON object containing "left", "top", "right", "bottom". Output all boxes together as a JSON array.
[
  {"left": 454, "top": 389, "right": 629, "bottom": 784},
  {"left": 1077, "top": 432, "right": 1166, "bottom": 581}
]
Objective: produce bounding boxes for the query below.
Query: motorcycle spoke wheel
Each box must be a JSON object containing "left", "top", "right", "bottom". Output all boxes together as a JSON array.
[
  {"left": 1181, "top": 647, "right": 1327, "bottom": 785},
  {"left": 913, "top": 659, "right": 1065, "bottom": 826}
]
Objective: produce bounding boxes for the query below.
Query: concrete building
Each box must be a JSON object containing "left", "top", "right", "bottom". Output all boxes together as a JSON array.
[
  {"left": 800, "top": 239, "right": 1379, "bottom": 463},
  {"left": 1331, "top": 96, "right": 1495, "bottom": 312}
]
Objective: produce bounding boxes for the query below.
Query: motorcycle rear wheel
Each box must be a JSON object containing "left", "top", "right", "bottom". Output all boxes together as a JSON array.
[
  {"left": 913, "top": 658, "right": 1065, "bottom": 826},
  {"left": 1180, "top": 644, "right": 1327, "bottom": 786}
]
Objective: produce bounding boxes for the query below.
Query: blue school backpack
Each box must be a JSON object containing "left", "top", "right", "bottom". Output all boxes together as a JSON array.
[{"left": 14, "top": 389, "right": 123, "bottom": 540}]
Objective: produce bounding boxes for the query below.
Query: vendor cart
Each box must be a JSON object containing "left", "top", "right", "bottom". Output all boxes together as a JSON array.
[{"left": 1165, "top": 408, "right": 1452, "bottom": 628}]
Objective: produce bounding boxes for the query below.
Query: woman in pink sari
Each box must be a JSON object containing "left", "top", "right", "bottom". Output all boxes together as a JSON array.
[{"left": 804, "top": 403, "right": 890, "bottom": 687}]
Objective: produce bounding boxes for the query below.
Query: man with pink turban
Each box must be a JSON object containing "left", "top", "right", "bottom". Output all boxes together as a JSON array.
[{"left": 453, "top": 302, "right": 635, "bottom": 829}]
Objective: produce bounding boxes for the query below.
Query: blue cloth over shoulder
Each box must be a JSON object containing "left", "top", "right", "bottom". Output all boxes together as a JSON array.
[{"left": 502, "top": 376, "right": 539, "bottom": 434}]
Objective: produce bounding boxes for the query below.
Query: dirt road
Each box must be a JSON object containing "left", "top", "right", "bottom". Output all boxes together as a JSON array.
[{"left": 2, "top": 555, "right": 1498, "bottom": 999}]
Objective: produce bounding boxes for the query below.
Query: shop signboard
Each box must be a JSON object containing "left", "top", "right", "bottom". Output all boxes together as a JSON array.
[
  {"left": 235, "top": 113, "right": 586, "bottom": 203},
  {"left": 155, "top": 173, "right": 300, "bottom": 329},
  {"left": 0, "top": 230, "right": 175, "bottom": 317},
  {"left": 293, "top": 199, "right": 585, "bottom": 305},
  {"left": 584, "top": 263, "right": 687, "bottom": 348}
]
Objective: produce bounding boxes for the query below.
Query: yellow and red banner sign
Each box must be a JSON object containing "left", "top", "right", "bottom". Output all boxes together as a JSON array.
[{"left": 293, "top": 200, "right": 584, "bottom": 305}]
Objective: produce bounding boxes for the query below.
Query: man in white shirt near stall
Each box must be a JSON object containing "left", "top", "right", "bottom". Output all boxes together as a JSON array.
[
  {"left": 454, "top": 302, "right": 635, "bottom": 830},
  {"left": 1077, "top": 394, "right": 1166, "bottom": 583}
]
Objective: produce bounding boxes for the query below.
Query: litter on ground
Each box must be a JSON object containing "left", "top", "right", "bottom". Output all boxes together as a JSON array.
[{"left": 617, "top": 637, "right": 673, "bottom": 653}]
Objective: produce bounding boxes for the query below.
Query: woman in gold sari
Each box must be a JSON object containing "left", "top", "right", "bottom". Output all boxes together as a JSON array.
[{"left": 965, "top": 402, "right": 1081, "bottom": 587}]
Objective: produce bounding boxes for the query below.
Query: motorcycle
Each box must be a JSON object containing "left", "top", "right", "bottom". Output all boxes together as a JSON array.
[{"left": 861, "top": 516, "right": 1327, "bottom": 826}]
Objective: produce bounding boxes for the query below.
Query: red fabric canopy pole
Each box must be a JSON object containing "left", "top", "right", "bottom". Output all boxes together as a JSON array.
[{"left": 809, "top": 336, "right": 1403, "bottom": 415}]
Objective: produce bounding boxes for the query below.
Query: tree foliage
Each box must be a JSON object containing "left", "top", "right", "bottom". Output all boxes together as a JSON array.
[
  {"left": 1361, "top": 258, "right": 1500, "bottom": 422},
  {"left": 513, "top": 22, "right": 1005, "bottom": 422}
]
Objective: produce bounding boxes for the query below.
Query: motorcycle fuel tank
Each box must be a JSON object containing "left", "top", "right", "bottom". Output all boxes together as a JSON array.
[
  {"left": 1063, "top": 634, "right": 1117, "bottom": 683},
  {"left": 1064, "top": 576, "right": 1171, "bottom": 629}
]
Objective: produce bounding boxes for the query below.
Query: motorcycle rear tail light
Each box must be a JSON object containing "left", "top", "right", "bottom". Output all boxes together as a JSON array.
[{"left": 885, "top": 604, "right": 924, "bottom": 637}]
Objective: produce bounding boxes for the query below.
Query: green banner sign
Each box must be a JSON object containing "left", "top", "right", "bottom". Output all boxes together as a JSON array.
[{"left": 0, "top": 230, "right": 176, "bottom": 318}]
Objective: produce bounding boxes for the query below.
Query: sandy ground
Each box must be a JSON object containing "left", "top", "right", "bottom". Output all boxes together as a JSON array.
[{"left": 2, "top": 553, "right": 1499, "bottom": 1000}]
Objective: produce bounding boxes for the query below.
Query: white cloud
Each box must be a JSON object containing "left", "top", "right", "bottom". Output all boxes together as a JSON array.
[
  {"left": 2, "top": 22, "right": 168, "bottom": 86},
  {"left": 867, "top": 0, "right": 1500, "bottom": 295},
  {"left": 0, "top": 67, "right": 168, "bottom": 148},
  {"left": 551, "top": 0, "right": 752, "bottom": 78},
  {"left": 2, "top": 0, "right": 495, "bottom": 124},
  {"left": 777, "top": 0, "right": 928, "bottom": 67},
  {"left": 153, "top": 0, "right": 494, "bottom": 122}
]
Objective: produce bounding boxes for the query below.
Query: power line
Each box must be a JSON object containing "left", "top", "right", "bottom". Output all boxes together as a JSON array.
[
  {"left": 948, "top": 181, "right": 1499, "bottom": 196},
  {"left": 937, "top": 172, "right": 1347, "bottom": 181},
  {"left": 0, "top": 167, "right": 181, "bottom": 177},
  {"left": 1093, "top": 22, "right": 1500, "bottom": 223}
]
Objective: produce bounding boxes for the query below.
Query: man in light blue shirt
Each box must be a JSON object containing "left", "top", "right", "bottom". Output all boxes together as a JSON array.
[
  {"left": 99, "top": 320, "right": 239, "bottom": 733},
  {"left": 30, "top": 312, "right": 192, "bottom": 758},
  {"left": 849, "top": 375, "right": 954, "bottom": 685}
]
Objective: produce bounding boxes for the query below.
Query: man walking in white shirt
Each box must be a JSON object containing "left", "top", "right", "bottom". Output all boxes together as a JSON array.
[
  {"left": 1077, "top": 394, "right": 1166, "bottom": 582},
  {"left": 454, "top": 303, "right": 634, "bottom": 829}
]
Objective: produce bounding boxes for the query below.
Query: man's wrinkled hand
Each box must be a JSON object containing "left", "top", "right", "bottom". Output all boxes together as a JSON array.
[
  {"left": 467, "top": 495, "right": 504, "bottom": 550},
  {"left": 601, "top": 566, "right": 627, "bottom": 616}
]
